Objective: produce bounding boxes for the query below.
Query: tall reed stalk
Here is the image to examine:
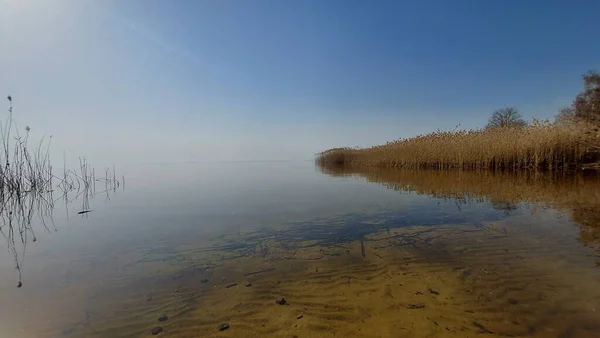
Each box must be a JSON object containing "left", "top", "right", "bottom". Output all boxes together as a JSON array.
[
  {"left": 0, "top": 96, "right": 122, "bottom": 287},
  {"left": 317, "top": 122, "right": 600, "bottom": 171}
]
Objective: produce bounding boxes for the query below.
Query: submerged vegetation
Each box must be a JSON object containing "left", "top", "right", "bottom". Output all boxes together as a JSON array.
[
  {"left": 317, "top": 71, "right": 600, "bottom": 171},
  {"left": 0, "top": 96, "right": 122, "bottom": 287}
]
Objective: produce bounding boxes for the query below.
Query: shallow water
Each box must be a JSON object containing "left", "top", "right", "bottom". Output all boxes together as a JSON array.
[{"left": 1, "top": 162, "right": 600, "bottom": 337}]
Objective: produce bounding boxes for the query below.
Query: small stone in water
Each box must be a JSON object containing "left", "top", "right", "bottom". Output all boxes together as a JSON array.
[
  {"left": 219, "top": 323, "right": 230, "bottom": 331},
  {"left": 276, "top": 298, "right": 288, "bottom": 305},
  {"left": 245, "top": 281, "right": 252, "bottom": 287},
  {"left": 61, "top": 328, "right": 76, "bottom": 336},
  {"left": 151, "top": 327, "right": 163, "bottom": 335},
  {"left": 158, "top": 314, "right": 168, "bottom": 322}
]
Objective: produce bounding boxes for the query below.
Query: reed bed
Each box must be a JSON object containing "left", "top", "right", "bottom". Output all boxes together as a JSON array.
[{"left": 317, "top": 122, "right": 600, "bottom": 171}]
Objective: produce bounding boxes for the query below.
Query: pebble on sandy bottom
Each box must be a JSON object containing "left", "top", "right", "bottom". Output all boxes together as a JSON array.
[
  {"left": 219, "top": 323, "right": 230, "bottom": 331},
  {"left": 158, "top": 314, "right": 168, "bottom": 322},
  {"left": 151, "top": 327, "right": 163, "bottom": 335}
]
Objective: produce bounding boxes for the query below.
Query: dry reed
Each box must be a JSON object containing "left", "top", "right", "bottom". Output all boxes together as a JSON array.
[
  {"left": 317, "top": 122, "right": 600, "bottom": 171},
  {"left": 1, "top": 96, "right": 122, "bottom": 287}
]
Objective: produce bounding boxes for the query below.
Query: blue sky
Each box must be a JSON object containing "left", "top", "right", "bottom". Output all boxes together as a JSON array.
[{"left": 1, "top": 0, "right": 599, "bottom": 163}]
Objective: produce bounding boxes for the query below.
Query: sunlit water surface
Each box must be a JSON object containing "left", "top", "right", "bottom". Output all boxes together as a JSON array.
[{"left": 1, "top": 162, "right": 599, "bottom": 337}]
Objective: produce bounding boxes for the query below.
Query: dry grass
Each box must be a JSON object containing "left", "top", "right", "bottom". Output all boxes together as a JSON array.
[{"left": 317, "top": 122, "right": 600, "bottom": 171}]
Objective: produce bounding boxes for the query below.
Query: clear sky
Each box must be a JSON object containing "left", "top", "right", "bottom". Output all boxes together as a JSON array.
[{"left": 1, "top": 0, "right": 599, "bottom": 164}]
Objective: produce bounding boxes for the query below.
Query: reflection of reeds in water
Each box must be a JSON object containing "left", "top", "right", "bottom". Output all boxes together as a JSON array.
[
  {"left": 0, "top": 97, "right": 122, "bottom": 287},
  {"left": 318, "top": 164, "right": 600, "bottom": 246}
]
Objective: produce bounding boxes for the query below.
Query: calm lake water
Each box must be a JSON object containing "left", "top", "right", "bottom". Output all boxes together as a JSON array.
[{"left": 1, "top": 161, "right": 600, "bottom": 337}]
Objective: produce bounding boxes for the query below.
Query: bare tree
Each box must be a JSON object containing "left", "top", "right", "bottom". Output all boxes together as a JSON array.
[
  {"left": 556, "top": 70, "right": 600, "bottom": 126},
  {"left": 555, "top": 107, "right": 575, "bottom": 124},
  {"left": 573, "top": 70, "right": 600, "bottom": 125},
  {"left": 486, "top": 107, "right": 527, "bottom": 129}
]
